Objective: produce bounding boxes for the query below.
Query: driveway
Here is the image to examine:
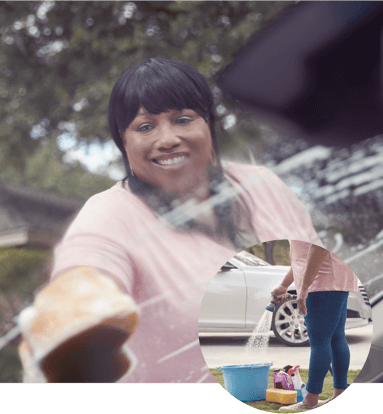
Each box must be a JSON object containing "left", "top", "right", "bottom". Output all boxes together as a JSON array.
[{"left": 199, "top": 324, "right": 373, "bottom": 370}]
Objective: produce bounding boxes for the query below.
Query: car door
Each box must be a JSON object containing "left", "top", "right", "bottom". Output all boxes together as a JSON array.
[{"left": 198, "top": 261, "right": 247, "bottom": 330}]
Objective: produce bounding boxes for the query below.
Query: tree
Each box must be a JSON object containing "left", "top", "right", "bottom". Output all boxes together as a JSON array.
[
  {"left": 0, "top": 1, "right": 295, "bottom": 196},
  {"left": 263, "top": 241, "right": 275, "bottom": 265}
]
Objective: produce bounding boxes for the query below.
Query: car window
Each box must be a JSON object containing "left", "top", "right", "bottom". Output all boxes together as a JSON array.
[{"left": 234, "top": 255, "right": 268, "bottom": 267}]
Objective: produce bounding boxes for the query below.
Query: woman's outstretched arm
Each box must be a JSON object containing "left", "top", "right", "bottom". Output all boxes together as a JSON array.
[{"left": 18, "top": 266, "right": 140, "bottom": 383}]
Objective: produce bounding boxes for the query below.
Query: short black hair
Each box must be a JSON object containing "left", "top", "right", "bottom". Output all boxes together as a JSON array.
[{"left": 108, "top": 57, "right": 219, "bottom": 176}]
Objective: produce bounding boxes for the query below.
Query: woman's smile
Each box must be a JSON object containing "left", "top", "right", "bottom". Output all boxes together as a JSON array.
[{"left": 151, "top": 153, "right": 189, "bottom": 168}]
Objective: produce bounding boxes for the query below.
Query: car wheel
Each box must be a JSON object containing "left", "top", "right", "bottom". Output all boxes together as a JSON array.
[{"left": 271, "top": 299, "right": 310, "bottom": 347}]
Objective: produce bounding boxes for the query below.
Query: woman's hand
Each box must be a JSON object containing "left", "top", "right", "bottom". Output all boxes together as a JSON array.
[
  {"left": 18, "top": 267, "right": 140, "bottom": 383},
  {"left": 271, "top": 284, "right": 288, "bottom": 298},
  {"left": 297, "top": 288, "right": 309, "bottom": 316},
  {"left": 271, "top": 285, "right": 291, "bottom": 304},
  {"left": 271, "top": 267, "right": 294, "bottom": 302}
]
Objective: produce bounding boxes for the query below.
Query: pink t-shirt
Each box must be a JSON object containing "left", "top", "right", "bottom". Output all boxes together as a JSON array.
[
  {"left": 289, "top": 240, "right": 358, "bottom": 294},
  {"left": 52, "top": 163, "right": 322, "bottom": 383}
]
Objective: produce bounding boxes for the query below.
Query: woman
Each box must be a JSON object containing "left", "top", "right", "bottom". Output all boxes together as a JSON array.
[
  {"left": 18, "top": 57, "right": 322, "bottom": 383},
  {"left": 272, "top": 241, "right": 358, "bottom": 410}
]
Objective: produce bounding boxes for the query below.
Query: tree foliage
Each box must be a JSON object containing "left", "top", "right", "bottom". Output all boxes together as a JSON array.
[
  {"left": 0, "top": 247, "right": 48, "bottom": 293},
  {"left": 0, "top": 1, "right": 294, "bottom": 196}
]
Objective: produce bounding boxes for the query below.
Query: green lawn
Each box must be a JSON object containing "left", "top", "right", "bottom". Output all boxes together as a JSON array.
[{"left": 210, "top": 368, "right": 360, "bottom": 413}]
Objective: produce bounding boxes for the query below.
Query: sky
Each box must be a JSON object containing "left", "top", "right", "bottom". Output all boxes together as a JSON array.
[{"left": 56, "top": 133, "right": 125, "bottom": 181}]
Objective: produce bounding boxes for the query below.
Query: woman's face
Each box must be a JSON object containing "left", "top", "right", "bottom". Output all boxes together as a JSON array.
[{"left": 122, "top": 108, "right": 214, "bottom": 200}]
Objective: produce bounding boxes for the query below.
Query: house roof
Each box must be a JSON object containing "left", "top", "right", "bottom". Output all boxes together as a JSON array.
[
  {"left": 0, "top": 180, "right": 85, "bottom": 242},
  {"left": 0, "top": 182, "right": 86, "bottom": 343}
]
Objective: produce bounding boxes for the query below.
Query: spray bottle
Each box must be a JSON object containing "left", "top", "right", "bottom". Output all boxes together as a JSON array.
[
  {"left": 265, "top": 294, "right": 297, "bottom": 312},
  {"left": 288, "top": 365, "right": 307, "bottom": 402},
  {"left": 289, "top": 366, "right": 303, "bottom": 390}
]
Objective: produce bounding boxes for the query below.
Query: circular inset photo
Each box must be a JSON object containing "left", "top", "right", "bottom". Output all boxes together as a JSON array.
[{"left": 198, "top": 240, "right": 373, "bottom": 412}]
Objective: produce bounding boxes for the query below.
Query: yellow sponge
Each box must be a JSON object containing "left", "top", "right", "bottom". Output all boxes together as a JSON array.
[{"left": 266, "top": 388, "right": 297, "bottom": 404}]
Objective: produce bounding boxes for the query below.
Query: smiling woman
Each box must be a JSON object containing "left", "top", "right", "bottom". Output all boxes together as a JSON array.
[
  {"left": 17, "top": 57, "right": 322, "bottom": 384},
  {"left": 107, "top": 57, "right": 264, "bottom": 249}
]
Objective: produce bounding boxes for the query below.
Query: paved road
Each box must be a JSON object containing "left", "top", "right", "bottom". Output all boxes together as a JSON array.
[{"left": 199, "top": 324, "right": 373, "bottom": 370}]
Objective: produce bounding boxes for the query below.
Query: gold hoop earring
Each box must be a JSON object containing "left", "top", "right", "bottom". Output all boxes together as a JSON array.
[{"left": 130, "top": 165, "right": 134, "bottom": 177}]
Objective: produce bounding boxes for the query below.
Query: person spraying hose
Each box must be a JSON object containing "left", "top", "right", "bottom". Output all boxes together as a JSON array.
[{"left": 270, "top": 241, "right": 358, "bottom": 411}]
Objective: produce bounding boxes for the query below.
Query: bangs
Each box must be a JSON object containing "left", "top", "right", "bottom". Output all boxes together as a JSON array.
[{"left": 114, "top": 59, "right": 213, "bottom": 133}]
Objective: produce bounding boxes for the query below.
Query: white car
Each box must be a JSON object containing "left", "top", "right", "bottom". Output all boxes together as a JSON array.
[{"left": 198, "top": 251, "right": 373, "bottom": 346}]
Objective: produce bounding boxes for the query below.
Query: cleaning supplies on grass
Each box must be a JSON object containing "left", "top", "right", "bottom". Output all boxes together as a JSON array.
[
  {"left": 266, "top": 388, "right": 297, "bottom": 404},
  {"left": 285, "top": 365, "right": 307, "bottom": 403},
  {"left": 273, "top": 369, "right": 294, "bottom": 391},
  {"left": 289, "top": 365, "right": 303, "bottom": 389},
  {"left": 297, "top": 384, "right": 307, "bottom": 402},
  {"left": 273, "top": 365, "right": 307, "bottom": 403},
  {"left": 283, "top": 365, "right": 294, "bottom": 374}
]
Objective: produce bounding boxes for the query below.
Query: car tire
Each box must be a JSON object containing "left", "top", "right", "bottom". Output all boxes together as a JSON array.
[{"left": 271, "top": 299, "right": 310, "bottom": 347}]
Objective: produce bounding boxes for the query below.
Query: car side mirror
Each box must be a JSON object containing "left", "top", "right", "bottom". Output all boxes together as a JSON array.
[{"left": 220, "top": 262, "right": 236, "bottom": 271}]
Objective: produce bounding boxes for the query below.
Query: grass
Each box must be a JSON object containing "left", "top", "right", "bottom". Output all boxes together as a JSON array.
[{"left": 210, "top": 368, "right": 360, "bottom": 413}]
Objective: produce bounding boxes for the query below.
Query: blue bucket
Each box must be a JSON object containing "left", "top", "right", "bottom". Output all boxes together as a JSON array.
[{"left": 216, "top": 363, "right": 273, "bottom": 402}]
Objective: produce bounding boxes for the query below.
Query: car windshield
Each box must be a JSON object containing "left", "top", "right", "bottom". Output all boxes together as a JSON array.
[{"left": 234, "top": 253, "right": 269, "bottom": 267}]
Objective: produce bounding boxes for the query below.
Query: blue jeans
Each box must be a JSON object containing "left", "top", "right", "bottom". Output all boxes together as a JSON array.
[{"left": 304, "top": 291, "right": 350, "bottom": 394}]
